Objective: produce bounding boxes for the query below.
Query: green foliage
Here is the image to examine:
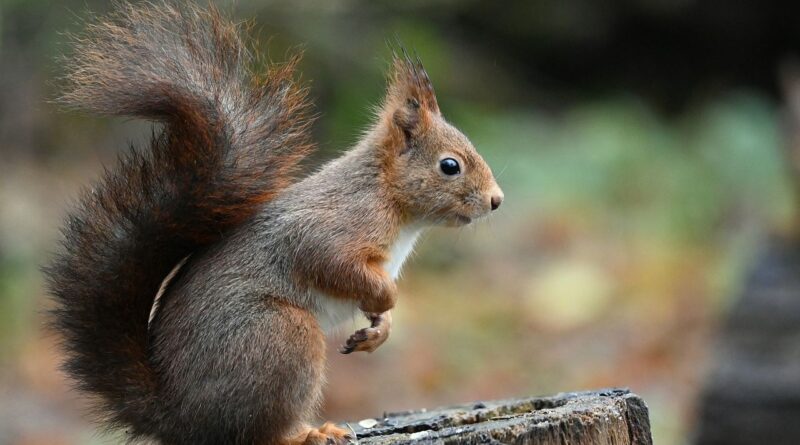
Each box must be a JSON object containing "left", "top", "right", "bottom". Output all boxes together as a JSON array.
[{"left": 0, "top": 253, "right": 37, "bottom": 362}]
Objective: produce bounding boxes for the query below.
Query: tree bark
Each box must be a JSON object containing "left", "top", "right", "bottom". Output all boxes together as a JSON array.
[{"left": 345, "top": 388, "right": 652, "bottom": 445}]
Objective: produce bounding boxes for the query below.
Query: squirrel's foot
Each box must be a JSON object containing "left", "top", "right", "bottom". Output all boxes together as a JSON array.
[
  {"left": 288, "top": 422, "right": 353, "bottom": 445},
  {"left": 340, "top": 311, "right": 392, "bottom": 354}
]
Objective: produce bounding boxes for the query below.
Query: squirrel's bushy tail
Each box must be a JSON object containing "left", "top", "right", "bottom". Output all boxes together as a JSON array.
[{"left": 45, "top": 1, "right": 312, "bottom": 438}]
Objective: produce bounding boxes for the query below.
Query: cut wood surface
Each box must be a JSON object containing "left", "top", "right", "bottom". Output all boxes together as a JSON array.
[{"left": 345, "top": 388, "right": 652, "bottom": 445}]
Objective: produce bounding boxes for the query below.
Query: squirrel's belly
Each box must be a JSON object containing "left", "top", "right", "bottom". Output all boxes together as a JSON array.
[{"left": 313, "top": 294, "right": 358, "bottom": 333}]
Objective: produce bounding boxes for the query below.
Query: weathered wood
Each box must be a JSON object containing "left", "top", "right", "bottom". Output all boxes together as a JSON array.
[{"left": 345, "top": 388, "right": 652, "bottom": 445}]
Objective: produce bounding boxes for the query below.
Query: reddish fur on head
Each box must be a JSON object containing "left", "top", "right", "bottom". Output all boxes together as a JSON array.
[{"left": 373, "top": 50, "right": 503, "bottom": 226}]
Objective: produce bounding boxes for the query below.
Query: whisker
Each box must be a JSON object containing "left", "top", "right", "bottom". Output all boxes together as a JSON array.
[{"left": 495, "top": 161, "right": 510, "bottom": 180}]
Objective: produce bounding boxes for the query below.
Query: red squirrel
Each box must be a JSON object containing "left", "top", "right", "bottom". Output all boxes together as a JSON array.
[{"left": 46, "top": 2, "right": 503, "bottom": 444}]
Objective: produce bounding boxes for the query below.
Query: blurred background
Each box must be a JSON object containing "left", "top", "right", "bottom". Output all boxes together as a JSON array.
[{"left": 3, "top": 0, "right": 800, "bottom": 444}]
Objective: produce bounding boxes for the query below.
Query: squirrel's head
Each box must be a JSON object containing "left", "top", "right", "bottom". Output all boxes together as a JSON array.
[{"left": 373, "top": 51, "right": 503, "bottom": 227}]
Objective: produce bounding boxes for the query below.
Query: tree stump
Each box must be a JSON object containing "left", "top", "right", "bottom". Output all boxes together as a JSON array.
[{"left": 344, "top": 388, "right": 652, "bottom": 445}]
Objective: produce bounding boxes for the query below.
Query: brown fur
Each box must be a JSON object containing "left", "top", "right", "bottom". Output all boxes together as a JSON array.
[
  {"left": 47, "top": 2, "right": 503, "bottom": 444},
  {"left": 60, "top": 2, "right": 313, "bottom": 237}
]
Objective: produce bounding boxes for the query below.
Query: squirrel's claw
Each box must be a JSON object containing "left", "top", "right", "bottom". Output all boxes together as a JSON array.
[
  {"left": 340, "top": 311, "right": 391, "bottom": 354},
  {"left": 339, "top": 326, "right": 382, "bottom": 354}
]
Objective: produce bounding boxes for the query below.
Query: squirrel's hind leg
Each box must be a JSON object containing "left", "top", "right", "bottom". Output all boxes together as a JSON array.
[
  {"left": 152, "top": 294, "right": 329, "bottom": 445},
  {"left": 251, "top": 300, "right": 351, "bottom": 445}
]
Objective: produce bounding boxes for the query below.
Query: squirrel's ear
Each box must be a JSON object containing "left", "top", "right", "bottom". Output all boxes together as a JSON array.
[{"left": 381, "top": 51, "right": 440, "bottom": 143}]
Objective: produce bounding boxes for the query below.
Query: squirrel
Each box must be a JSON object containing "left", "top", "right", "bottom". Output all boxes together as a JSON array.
[{"left": 45, "top": 2, "right": 503, "bottom": 445}]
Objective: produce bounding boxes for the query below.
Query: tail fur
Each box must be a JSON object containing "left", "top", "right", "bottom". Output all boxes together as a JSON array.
[{"left": 45, "top": 1, "right": 312, "bottom": 438}]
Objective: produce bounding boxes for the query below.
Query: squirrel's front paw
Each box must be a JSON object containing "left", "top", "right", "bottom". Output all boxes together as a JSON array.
[{"left": 340, "top": 311, "right": 392, "bottom": 354}]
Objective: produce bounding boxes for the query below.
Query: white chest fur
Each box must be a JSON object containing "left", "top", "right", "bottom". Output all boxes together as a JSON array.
[
  {"left": 385, "top": 225, "right": 423, "bottom": 279},
  {"left": 313, "top": 297, "right": 358, "bottom": 333},
  {"left": 313, "top": 225, "right": 423, "bottom": 333}
]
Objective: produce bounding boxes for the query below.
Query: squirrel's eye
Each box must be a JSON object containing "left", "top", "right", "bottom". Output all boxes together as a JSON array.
[{"left": 439, "top": 158, "right": 461, "bottom": 176}]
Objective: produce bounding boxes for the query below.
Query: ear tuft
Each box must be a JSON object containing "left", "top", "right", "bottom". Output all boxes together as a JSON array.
[
  {"left": 374, "top": 44, "right": 441, "bottom": 157},
  {"left": 378, "top": 45, "right": 440, "bottom": 140},
  {"left": 386, "top": 46, "right": 439, "bottom": 115}
]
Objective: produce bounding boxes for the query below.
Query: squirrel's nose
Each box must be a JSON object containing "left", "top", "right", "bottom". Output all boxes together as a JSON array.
[{"left": 490, "top": 193, "right": 503, "bottom": 211}]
